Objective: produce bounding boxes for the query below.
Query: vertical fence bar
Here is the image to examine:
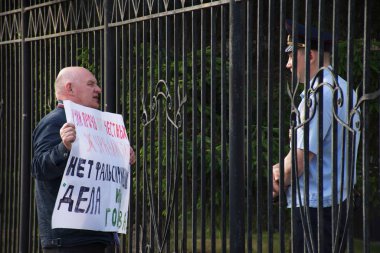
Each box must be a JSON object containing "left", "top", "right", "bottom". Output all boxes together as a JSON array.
[
  {"left": 346, "top": 0, "right": 354, "bottom": 251},
  {"left": 149, "top": 5, "right": 156, "bottom": 253},
  {"left": 210, "top": 5, "right": 216, "bottom": 253},
  {"left": 200, "top": 5, "right": 206, "bottom": 253},
  {"left": 17, "top": 37, "right": 22, "bottom": 253},
  {"left": 11, "top": 24, "right": 16, "bottom": 253},
  {"left": 173, "top": 2, "right": 179, "bottom": 252},
  {"left": 14, "top": 34, "right": 21, "bottom": 253},
  {"left": 70, "top": 15, "right": 74, "bottom": 66},
  {"left": 191, "top": 3, "right": 199, "bottom": 253},
  {"left": 28, "top": 71, "right": 35, "bottom": 251},
  {"left": 0, "top": 36, "right": 3, "bottom": 252},
  {"left": 92, "top": 15, "right": 98, "bottom": 79},
  {"left": 181, "top": 6, "right": 188, "bottom": 253},
  {"left": 43, "top": 35, "right": 47, "bottom": 115},
  {"left": 32, "top": 39, "right": 39, "bottom": 253},
  {"left": 11, "top": 40, "right": 16, "bottom": 253},
  {"left": 9, "top": 38, "right": 14, "bottom": 253},
  {"left": 303, "top": 1, "right": 312, "bottom": 252},
  {"left": 100, "top": 24, "right": 105, "bottom": 111},
  {"left": 142, "top": 0, "right": 148, "bottom": 246},
  {"left": 127, "top": 6, "right": 135, "bottom": 252},
  {"left": 2, "top": 42, "right": 5, "bottom": 252},
  {"left": 0, "top": 32, "right": 3, "bottom": 253},
  {"left": 5, "top": 30, "right": 11, "bottom": 253},
  {"left": 64, "top": 27, "right": 68, "bottom": 67},
  {"left": 267, "top": 0, "right": 274, "bottom": 251},
  {"left": 28, "top": 39, "right": 32, "bottom": 253},
  {"left": 18, "top": 37, "right": 23, "bottom": 252},
  {"left": 317, "top": 1, "right": 326, "bottom": 252},
  {"left": 5, "top": 43, "right": 10, "bottom": 253},
  {"left": 19, "top": 1, "right": 31, "bottom": 252},
  {"left": 74, "top": 3, "right": 79, "bottom": 67},
  {"left": 229, "top": 0, "right": 245, "bottom": 251},
  {"left": 362, "top": 0, "right": 370, "bottom": 252},
  {"left": 331, "top": 0, "right": 339, "bottom": 251},
  {"left": 15, "top": 39, "right": 21, "bottom": 253},
  {"left": 290, "top": 1, "right": 299, "bottom": 252},
  {"left": 135, "top": 13, "right": 141, "bottom": 253},
  {"left": 121, "top": 21, "right": 127, "bottom": 253},
  {"left": 378, "top": 81, "right": 380, "bottom": 253},
  {"left": 121, "top": 25, "right": 126, "bottom": 120},
  {"left": 87, "top": 29, "right": 93, "bottom": 90},
  {"left": 1, "top": 48, "right": 6, "bottom": 249},
  {"left": 378, "top": 77, "right": 380, "bottom": 253},
  {"left": 142, "top": 0, "right": 147, "bottom": 247},
  {"left": 104, "top": 0, "right": 116, "bottom": 113},
  {"left": 256, "top": 0, "right": 263, "bottom": 251},
  {"left": 2, "top": 39, "right": 7, "bottom": 253},
  {"left": 49, "top": 36, "right": 53, "bottom": 110},
  {"left": 115, "top": 26, "right": 121, "bottom": 114},
  {"left": 9, "top": 40, "right": 13, "bottom": 253},
  {"left": 246, "top": 0, "right": 253, "bottom": 251},
  {"left": 157, "top": 0, "right": 164, "bottom": 244},
  {"left": 221, "top": 6, "right": 227, "bottom": 253},
  {"left": 165, "top": 8, "right": 172, "bottom": 253}
]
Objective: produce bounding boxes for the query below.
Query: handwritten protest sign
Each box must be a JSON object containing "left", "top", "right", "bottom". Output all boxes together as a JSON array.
[{"left": 52, "top": 100, "right": 131, "bottom": 234}]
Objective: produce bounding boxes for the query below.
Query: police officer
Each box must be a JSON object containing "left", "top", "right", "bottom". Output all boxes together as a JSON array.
[{"left": 272, "top": 20, "right": 360, "bottom": 253}]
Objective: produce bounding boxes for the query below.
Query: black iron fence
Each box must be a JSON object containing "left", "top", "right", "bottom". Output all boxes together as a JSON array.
[{"left": 1, "top": 0, "right": 379, "bottom": 253}]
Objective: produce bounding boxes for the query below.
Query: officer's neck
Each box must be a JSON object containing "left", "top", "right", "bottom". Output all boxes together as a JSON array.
[{"left": 310, "top": 62, "right": 331, "bottom": 81}]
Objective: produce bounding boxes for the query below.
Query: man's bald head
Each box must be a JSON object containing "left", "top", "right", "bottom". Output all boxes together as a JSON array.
[
  {"left": 54, "top": 66, "right": 101, "bottom": 109},
  {"left": 55, "top": 67, "right": 93, "bottom": 99}
]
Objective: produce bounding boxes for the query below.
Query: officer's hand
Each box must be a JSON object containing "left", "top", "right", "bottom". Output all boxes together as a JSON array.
[
  {"left": 130, "top": 147, "right": 136, "bottom": 165},
  {"left": 60, "top": 123, "right": 76, "bottom": 150},
  {"left": 272, "top": 163, "right": 280, "bottom": 197}
]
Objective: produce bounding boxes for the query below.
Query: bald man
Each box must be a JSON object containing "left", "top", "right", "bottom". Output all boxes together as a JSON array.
[{"left": 32, "top": 67, "right": 135, "bottom": 252}]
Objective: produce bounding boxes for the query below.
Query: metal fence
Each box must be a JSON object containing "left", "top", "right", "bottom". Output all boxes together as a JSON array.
[{"left": 1, "top": 0, "right": 379, "bottom": 253}]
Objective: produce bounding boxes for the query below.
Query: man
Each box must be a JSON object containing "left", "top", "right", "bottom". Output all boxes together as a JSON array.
[
  {"left": 32, "top": 66, "right": 136, "bottom": 252},
  {"left": 272, "top": 20, "right": 360, "bottom": 253}
]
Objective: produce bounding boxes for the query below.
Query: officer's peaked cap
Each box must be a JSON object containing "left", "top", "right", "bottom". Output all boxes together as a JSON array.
[{"left": 285, "top": 19, "right": 332, "bottom": 53}]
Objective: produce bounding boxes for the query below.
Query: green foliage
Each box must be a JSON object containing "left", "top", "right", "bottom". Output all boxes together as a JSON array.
[
  {"left": 336, "top": 39, "right": 380, "bottom": 94},
  {"left": 119, "top": 42, "right": 232, "bottom": 225},
  {"left": 76, "top": 48, "right": 98, "bottom": 77}
]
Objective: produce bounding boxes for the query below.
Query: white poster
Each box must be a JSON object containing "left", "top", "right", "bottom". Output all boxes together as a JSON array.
[{"left": 52, "top": 100, "right": 131, "bottom": 234}]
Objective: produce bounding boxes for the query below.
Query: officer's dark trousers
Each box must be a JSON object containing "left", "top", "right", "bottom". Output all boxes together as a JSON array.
[
  {"left": 43, "top": 243, "right": 116, "bottom": 253},
  {"left": 293, "top": 201, "right": 347, "bottom": 253}
]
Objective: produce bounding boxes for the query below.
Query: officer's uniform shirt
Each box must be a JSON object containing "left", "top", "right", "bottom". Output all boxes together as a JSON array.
[{"left": 286, "top": 67, "right": 361, "bottom": 207}]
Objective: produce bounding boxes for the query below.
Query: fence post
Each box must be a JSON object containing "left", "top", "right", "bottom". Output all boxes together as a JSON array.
[
  {"left": 104, "top": 0, "right": 116, "bottom": 113},
  {"left": 229, "top": 0, "right": 245, "bottom": 252},
  {"left": 20, "top": 0, "right": 31, "bottom": 252}
]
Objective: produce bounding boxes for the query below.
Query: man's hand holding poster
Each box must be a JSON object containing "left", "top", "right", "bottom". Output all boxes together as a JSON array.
[{"left": 52, "top": 100, "right": 131, "bottom": 234}]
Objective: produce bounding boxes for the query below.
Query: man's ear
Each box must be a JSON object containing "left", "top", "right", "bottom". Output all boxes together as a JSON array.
[{"left": 64, "top": 82, "right": 72, "bottom": 93}]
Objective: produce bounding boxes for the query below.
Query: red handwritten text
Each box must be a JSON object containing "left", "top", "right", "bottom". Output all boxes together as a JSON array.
[
  {"left": 104, "top": 121, "right": 127, "bottom": 139},
  {"left": 82, "top": 112, "right": 98, "bottom": 130},
  {"left": 72, "top": 109, "right": 83, "bottom": 126}
]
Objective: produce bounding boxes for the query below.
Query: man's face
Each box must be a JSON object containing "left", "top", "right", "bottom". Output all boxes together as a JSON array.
[
  {"left": 72, "top": 70, "right": 101, "bottom": 109},
  {"left": 286, "top": 49, "right": 306, "bottom": 83}
]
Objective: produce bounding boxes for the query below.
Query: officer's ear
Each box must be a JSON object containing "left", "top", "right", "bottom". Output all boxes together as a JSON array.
[{"left": 309, "top": 50, "right": 317, "bottom": 65}]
